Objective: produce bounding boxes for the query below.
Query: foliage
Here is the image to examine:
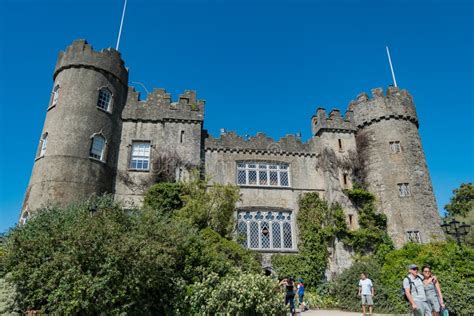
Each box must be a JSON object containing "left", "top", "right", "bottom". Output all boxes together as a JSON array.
[
  {"left": 303, "top": 291, "right": 338, "bottom": 310},
  {"left": 343, "top": 188, "right": 393, "bottom": 256},
  {"left": 331, "top": 259, "right": 393, "bottom": 312},
  {"left": 444, "top": 182, "right": 474, "bottom": 218},
  {"left": 186, "top": 272, "right": 286, "bottom": 315},
  {"left": 0, "top": 275, "right": 19, "bottom": 315},
  {"left": 381, "top": 242, "right": 474, "bottom": 315},
  {"left": 2, "top": 196, "right": 191, "bottom": 314},
  {"left": 177, "top": 177, "right": 240, "bottom": 238},
  {"left": 331, "top": 243, "right": 474, "bottom": 315},
  {"left": 272, "top": 193, "right": 346, "bottom": 290},
  {"left": 143, "top": 182, "right": 184, "bottom": 214},
  {"left": 2, "top": 179, "right": 282, "bottom": 315}
]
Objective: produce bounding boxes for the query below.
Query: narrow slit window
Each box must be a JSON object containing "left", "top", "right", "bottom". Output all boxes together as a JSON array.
[
  {"left": 38, "top": 132, "right": 48, "bottom": 157},
  {"left": 338, "top": 139, "right": 343, "bottom": 151},
  {"left": 51, "top": 85, "right": 59, "bottom": 106},
  {"left": 348, "top": 214, "right": 354, "bottom": 229},
  {"left": 180, "top": 130, "right": 184, "bottom": 143},
  {"left": 343, "top": 173, "right": 348, "bottom": 185}
]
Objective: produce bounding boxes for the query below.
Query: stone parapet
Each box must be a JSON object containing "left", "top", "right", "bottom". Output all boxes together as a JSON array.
[
  {"left": 312, "top": 108, "right": 356, "bottom": 136},
  {"left": 122, "top": 88, "right": 204, "bottom": 122}
]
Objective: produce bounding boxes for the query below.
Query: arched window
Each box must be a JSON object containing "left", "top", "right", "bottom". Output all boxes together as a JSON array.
[
  {"left": 237, "top": 210, "right": 294, "bottom": 251},
  {"left": 97, "top": 88, "right": 112, "bottom": 112},
  {"left": 37, "top": 132, "right": 48, "bottom": 157},
  {"left": 89, "top": 134, "right": 106, "bottom": 161},
  {"left": 51, "top": 85, "right": 60, "bottom": 106}
]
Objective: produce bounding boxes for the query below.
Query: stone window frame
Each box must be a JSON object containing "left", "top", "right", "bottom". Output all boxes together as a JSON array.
[
  {"left": 128, "top": 140, "right": 152, "bottom": 172},
  {"left": 89, "top": 132, "right": 107, "bottom": 163},
  {"left": 338, "top": 138, "right": 344, "bottom": 152},
  {"left": 96, "top": 87, "right": 114, "bottom": 113},
  {"left": 236, "top": 160, "right": 291, "bottom": 188},
  {"left": 389, "top": 141, "right": 402, "bottom": 153},
  {"left": 19, "top": 210, "right": 30, "bottom": 225},
  {"left": 236, "top": 208, "right": 297, "bottom": 252},
  {"left": 406, "top": 230, "right": 422, "bottom": 243},
  {"left": 35, "top": 132, "right": 48, "bottom": 160},
  {"left": 398, "top": 183, "right": 411, "bottom": 197}
]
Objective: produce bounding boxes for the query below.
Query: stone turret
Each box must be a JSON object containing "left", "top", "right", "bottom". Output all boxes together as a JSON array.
[
  {"left": 350, "top": 87, "right": 444, "bottom": 246},
  {"left": 21, "top": 40, "right": 129, "bottom": 217}
]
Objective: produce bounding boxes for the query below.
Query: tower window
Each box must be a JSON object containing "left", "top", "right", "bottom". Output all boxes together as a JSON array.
[
  {"left": 97, "top": 88, "right": 112, "bottom": 112},
  {"left": 19, "top": 211, "right": 30, "bottom": 225},
  {"left": 38, "top": 132, "right": 48, "bottom": 157},
  {"left": 237, "top": 210, "right": 294, "bottom": 251},
  {"left": 129, "top": 141, "right": 151, "bottom": 170},
  {"left": 180, "top": 130, "right": 184, "bottom": 143},
  {"left": 51, "top": 85, "right": 59, "bottom": 107},
  {"left": 338, "top": 139, "right": 343, "bottom": 151},
  {"left": 343, "top": 173, "right": 348, "bottom": 186},
  {"left": 407, "top": 231, "right": 421, "bottom": 243},
  {"left": 398, "top": 183, "right": 411, "bottom": 197},
  {"left": 89, "top": 134, "right": 106, "bottom": 161},
  {"left": 389, "top": 141, "right": 402, "bottom": 153}
]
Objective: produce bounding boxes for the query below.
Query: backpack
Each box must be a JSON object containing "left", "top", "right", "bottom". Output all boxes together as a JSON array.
[{"left": 401, "top": 275, "right": 421, "bottom": 302}]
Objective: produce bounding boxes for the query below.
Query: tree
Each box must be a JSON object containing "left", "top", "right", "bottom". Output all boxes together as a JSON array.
[{"left": 444, "top": 183, "right": 474, "bottom": 218}]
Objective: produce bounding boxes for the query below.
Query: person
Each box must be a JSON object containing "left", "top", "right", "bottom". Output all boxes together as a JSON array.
[
  {"left": 422, "top": 265, "right": 445, "bottom": 316},
  {"left": 358, "top": 272, "right": 375, "bottom": 316},
  {"left": 404, "top": 264, "right": 431, "bottom": 316},
  {"left": 297, "top": 278, "right": 307, "bottom": 311},
  {"left": 280, "top": 277, "right": 296, "bottom": 315}
]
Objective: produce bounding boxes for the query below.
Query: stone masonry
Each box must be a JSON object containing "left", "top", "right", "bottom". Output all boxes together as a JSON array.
[{"left": 21, "top": 40, "right": 444, "bottom": 277}]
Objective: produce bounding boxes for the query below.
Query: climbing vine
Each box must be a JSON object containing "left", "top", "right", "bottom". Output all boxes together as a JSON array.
[{"left": 272, "top": 187, "right": 393, "bottom": 289}]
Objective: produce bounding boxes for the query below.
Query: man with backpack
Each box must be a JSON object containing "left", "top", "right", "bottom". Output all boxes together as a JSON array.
[{"left": 403, "top": 264, "right": 432, "bottom": 316}]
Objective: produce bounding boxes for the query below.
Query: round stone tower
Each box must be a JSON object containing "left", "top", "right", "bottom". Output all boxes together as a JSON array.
[
  {"left": 21, "top": 40, "right": 128, "bottom": 217},
  {"left": 350, "top": 86, "right": 443, "bottom": 247}
]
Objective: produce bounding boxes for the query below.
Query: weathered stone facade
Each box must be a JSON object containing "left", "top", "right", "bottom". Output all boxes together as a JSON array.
[{"left": 21, "top": 40, "right": 444, "bottom": 275}]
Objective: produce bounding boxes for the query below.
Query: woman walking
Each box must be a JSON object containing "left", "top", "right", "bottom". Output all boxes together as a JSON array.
[
  {"left": 279, "top": 277, "right": 296, "bottom": 315},
  {"left": 422, "top": 265, "right": 445, "bottom": 316}
]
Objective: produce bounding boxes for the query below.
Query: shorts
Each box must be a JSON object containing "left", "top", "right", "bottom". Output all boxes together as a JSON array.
[
  {"left": 361, "top": 294, "right": 373, "bottom": 305},
  {"left": 427, "top": 296, "right": 441, "bottom": 312},
  {"left": 299, "top": 294, "right": 304, "bottom": 304},
  {"left": 413, "top": 300, "right": 432, "bottom": 316}
]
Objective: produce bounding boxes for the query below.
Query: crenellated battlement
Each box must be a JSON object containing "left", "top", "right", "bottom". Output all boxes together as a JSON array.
[
  {"left": 348, "top": 86, "right": 418, "bottom": 129},
  {"left": 54, "top": 40, "right": 128, "bottom": 85},
  {"left": 122, "top": 87, "right": 204, "bottom": 122},
  {"left": 312, "top": 107, "right": 356, "bottom": 136},
  {"left": 205, "top": 131, "right": 316, "bottom": 156}
]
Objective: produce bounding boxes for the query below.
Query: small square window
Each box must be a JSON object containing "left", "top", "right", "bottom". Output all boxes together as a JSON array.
[
  {"left": 398, "top": 183, "right": 411, "bottom": 197},
  {"left": 407, "top": 231, "right": 421, "bottom": 243},
  {"left": 97, "top": 88, "right": 112, "bottom": 112},
  {"left": 389, "top": 141, "right": 402, "bottom": 153}
]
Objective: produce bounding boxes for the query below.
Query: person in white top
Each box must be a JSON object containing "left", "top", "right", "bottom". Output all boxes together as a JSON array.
[{"left": 358, "top": 272, "right": 375, "bottom": 316}]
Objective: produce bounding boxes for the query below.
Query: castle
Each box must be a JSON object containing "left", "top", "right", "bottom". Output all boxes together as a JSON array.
[{"left": 21, "top": 40, "right": 443, "bottom": 275}]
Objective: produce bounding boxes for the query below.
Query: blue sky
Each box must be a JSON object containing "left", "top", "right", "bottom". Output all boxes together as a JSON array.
[{"left": 0, "top": 0, "right": 473, "bottom": 233}]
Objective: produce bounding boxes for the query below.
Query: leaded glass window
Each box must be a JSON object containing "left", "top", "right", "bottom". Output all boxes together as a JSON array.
[
  {"left": 129, "top": 141, "right": 151, "bottom": 170},
  {"left": 407, "top": 230, "right": 421, "bottom": 243},
  {"left": 237, "top": 210, "right": 294, "bottom": 251},
  {"left": 398, "top": 183, "right": 411, "bottom": 197},
  {"left": 97, "top": 88, "right": 112, "bottom": 111},
  {"left": 236, "top": 161, "right": 290, "bottom": 187}
]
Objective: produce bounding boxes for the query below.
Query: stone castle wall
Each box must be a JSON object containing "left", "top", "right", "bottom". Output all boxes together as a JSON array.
[{"left": 21, "top": 40, "right": 444, "bottom": 278}]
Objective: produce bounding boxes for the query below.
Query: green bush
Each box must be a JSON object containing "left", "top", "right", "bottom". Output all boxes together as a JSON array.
[
  {"left": 331, "top": 259, "right": 393, "bottom": 312},
  {"left": 143, "top": 182, "right": 184, "bottom": 214},
  {"left": 332, "top": 243, "right": 474, "bottom": 315},
  {"left": 186, "top": 272, "right": 286, "bottom": 315}
]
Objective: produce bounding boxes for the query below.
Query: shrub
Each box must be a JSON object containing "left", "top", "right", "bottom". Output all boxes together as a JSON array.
[
  {"left": 143, "top": 182, "right": 184, "bottom": 214},
  {"left": 331, "top": 242, "right": 474, "bottom": 315},
  {"left": 186, "top": 272, "right": 286, "bottom": 315}
]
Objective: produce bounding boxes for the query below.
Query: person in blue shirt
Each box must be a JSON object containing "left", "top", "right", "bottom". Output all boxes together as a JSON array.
[{"left": 297, "top": 278, "right": 307, "bottom": 311}]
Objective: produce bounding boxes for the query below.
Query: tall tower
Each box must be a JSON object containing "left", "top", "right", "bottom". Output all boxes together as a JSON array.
[
  {"left": 351, "top": 86, "right": 443, "bottom": 247},
  {"left": 21, "top": 40, "right": 129, "bottom": 219}
]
